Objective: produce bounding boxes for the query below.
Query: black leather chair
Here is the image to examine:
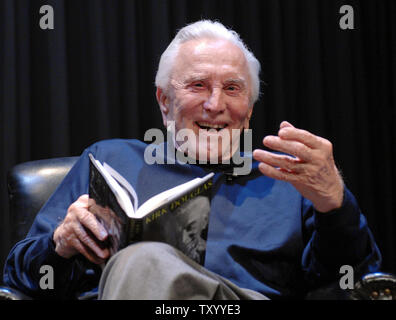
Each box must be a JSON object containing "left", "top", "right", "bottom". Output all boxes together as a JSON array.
[
  {"left": 1, "top": 157, "right": 78, "bottom": 300},
  {"left": 7, "top": 157, "right": 79, "bottom": 247},
  {"left": 0, "top": 157, "right": 395, "bottom": 300}
]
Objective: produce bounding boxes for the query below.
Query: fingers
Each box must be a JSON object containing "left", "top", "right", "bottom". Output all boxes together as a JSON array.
[
  {"left": 277, "top": 123, "right": 325, "bottom": 150},
  {"left": 253, "top": 149, "right": 307, "bottom": 174},
  {"left": 262, "top": 121, "right": 333, "bottom": 162},
  {"left": 253, "top": 148, "right": 303, "bottom": 182},
  {"left": 72, "top": 195, "right": 109, "bottom": 241},
  {"left": 74, "top": 222, "right": 110, "bottom": 263},
  {"left": 256, "top": 162, "right": 300, "bottom": 183},
  {"left": 54, "top": 195, "right": 110, "bottom": 264},
  {"left": 69, "top": 232, "right": 108, "bottom": 265},
  {"left": 79, "top": 210, "right": 108, "bottom": 242},
  {"left": 262, "top": 135, "right": 313, "bottom": 162}
]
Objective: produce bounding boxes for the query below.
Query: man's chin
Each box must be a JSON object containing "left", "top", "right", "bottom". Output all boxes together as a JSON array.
[
  {"left": 170, "top": 126, "right": 242, "bottom": 164},
  {"left": 192, "top": 145, "right": 234, "bottom": 164}
]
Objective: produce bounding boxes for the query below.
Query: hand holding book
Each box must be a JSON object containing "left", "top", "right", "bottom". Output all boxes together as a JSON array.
[
  {"left": 53, "top": 154, "right": 214, "bottom": 266},
  {"left": 53, "top": 194, "right": 111, "bottom": 265}
]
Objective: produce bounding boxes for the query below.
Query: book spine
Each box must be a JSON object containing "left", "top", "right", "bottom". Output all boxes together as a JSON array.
[{"left": 127, "top": 218, "right": 143, "bottom": 244}]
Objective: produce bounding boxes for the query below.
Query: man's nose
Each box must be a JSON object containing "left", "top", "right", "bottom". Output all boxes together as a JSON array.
[{"left": 203, "top": 89, "right": 225, "bottom": 113}]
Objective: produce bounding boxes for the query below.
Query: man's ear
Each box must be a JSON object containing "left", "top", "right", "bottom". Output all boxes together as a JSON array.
[{"left": 156, "top": 87, "right": 170, "bottom": 127}]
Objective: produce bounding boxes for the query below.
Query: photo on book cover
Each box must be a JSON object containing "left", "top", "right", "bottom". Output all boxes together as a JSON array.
[{"left": 87, "top": 153, "right": 213, "bottom": 265}]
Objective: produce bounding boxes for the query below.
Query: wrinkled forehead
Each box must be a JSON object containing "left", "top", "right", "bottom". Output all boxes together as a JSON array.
[{"left": 172, "top": 38, "right": 250, "bottom": 80}]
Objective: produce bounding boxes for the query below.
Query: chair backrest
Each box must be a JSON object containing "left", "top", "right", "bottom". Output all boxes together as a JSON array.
[{"left": 7, "top": 157, "right": 79, "bottom": 246}]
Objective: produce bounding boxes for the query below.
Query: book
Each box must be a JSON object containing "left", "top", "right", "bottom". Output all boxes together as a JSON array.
[{"left": 88, "top": 153, "right": 214, "bottom": 265}]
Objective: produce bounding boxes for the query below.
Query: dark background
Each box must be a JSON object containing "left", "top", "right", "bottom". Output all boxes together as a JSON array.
[{"left": 1, "top": 0, "right": 395, "bottom": 285}]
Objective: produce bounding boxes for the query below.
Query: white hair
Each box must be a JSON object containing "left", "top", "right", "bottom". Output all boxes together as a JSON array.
[{"left": 155, "top": 20, "right": 261, "bottom": 106}]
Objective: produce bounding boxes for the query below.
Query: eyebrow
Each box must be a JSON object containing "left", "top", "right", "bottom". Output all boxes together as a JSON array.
[
  {"left": 183, "top": 75, "right": 247, "bottom": 88},
  {"left": 183, "top": 75, "right": 208, "bottom": 83},
  {"left": 223, "top": 78, "right": 247, "bottom": 87}
]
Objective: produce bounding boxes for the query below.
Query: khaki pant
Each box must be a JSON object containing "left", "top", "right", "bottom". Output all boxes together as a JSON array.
[{"left": 98, "top": 241, "right": 269, "bottom": 300}]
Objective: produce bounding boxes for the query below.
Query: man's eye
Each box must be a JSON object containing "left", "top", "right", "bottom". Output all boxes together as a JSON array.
[
  {"left": 225, "top": 85, "right": 238, "bottom": 91},
  {"left": 189, "top": 82, "right": 206, "bottom": 91}
]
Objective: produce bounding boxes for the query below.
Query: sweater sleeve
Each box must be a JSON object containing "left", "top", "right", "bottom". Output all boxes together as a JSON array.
[
  {"left": 2, "top": 147, "right": 100, "bottom": 299},
  {"left": 301, "top": 187, "right": 382, "bottom": 289}
]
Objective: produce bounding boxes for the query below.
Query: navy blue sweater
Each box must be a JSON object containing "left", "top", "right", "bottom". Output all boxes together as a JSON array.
[{"left": 3, "top": 139, "right": 381, "bottom": 299}]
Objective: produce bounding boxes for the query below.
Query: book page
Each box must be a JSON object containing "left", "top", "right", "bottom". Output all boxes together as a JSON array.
[
  {"left": 89, "top": 154, "right": 214, "bottom": 221},
  {"left": 88, "top": 154, "right": 135, "bottom": 217},
  {"left": 103, "top": 162, "right": 138, "bottom": 213}
]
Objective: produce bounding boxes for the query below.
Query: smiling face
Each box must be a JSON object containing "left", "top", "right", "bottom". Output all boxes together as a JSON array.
[{"left": 156, "top": 38, "right": 254, "bottom": 162}]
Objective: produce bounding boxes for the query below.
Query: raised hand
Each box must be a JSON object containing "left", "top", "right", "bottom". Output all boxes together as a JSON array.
[{"left": 253, "top": 121, "right": 344, "bottom": 213}]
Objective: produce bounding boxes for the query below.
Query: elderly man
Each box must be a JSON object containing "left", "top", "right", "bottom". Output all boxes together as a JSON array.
[{"left": 3, "top": 20, "right": 381, "bottom": 300}]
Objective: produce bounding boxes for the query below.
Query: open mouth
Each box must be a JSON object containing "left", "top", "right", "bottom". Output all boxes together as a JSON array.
[{"left": 196, "top": 122, "right": 228, "bottom": 132}]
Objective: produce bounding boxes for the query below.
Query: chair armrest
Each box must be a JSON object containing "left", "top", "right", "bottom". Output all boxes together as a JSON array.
[
  {"left": 0, "top": 286, "right": 32, "bottom": 300},
  {"left": 350, "top": 272, "right": 396, "bottom": 300},
  {"left": 306, "top": 272, "right": 396, "bottom": 300}
]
